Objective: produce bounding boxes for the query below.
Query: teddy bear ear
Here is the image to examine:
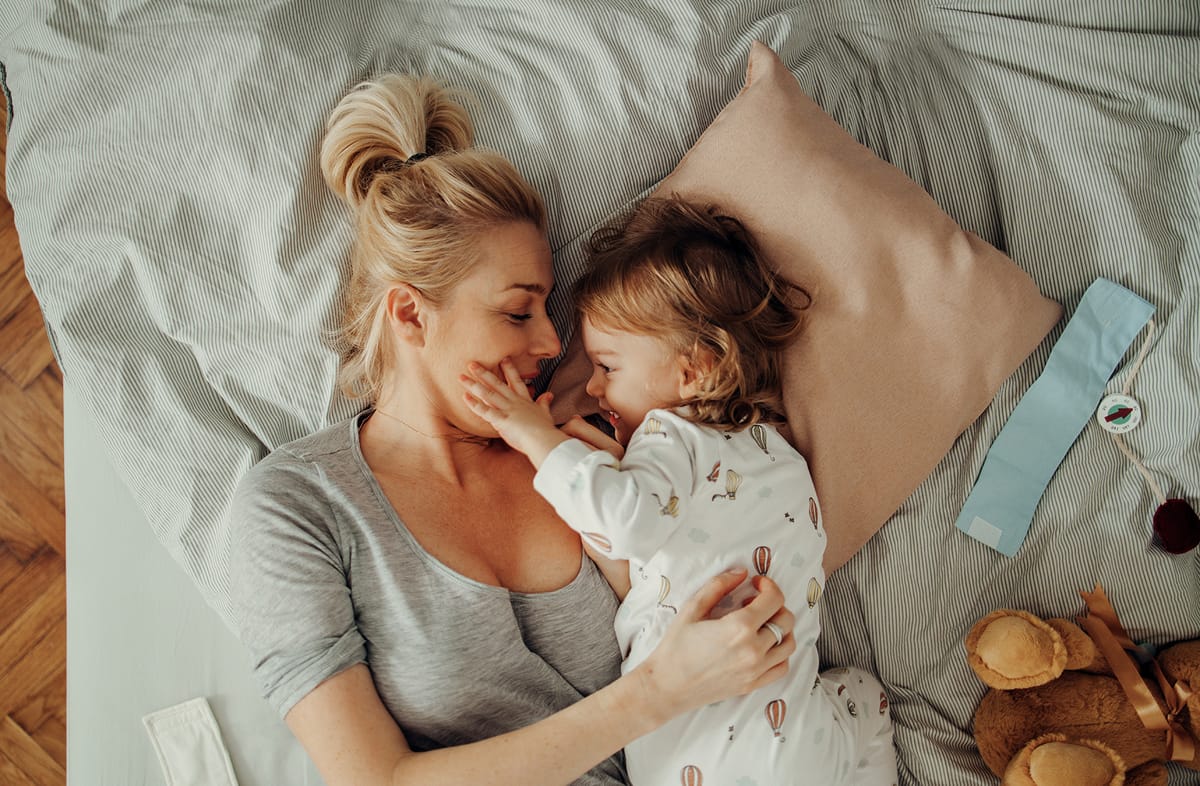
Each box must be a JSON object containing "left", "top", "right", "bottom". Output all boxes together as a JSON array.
[
  {"left": 1044, "top": 619, "right": 1105, "bottom": 672},
  {"left": 1153, "top": 498, "right": 1200, "bottom": 554},
  {"left": 965, "top": 610, "right": 1068, "bottom": 690}
]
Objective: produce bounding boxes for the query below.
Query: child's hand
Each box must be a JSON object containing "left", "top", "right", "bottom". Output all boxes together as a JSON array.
[
  {"left": 460, "top": 358, "right": 568, "bottom": 466},
  {"left": 560, "top": 415, "right": 624, "bottom": 461}
]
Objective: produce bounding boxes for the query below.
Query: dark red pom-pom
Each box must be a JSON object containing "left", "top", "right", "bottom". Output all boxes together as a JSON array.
[{"left": 1153, "top": 498, "right": 1200, "bottom": 554}]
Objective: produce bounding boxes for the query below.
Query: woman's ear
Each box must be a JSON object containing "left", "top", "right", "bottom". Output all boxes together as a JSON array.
[{"left": 384, "top": 283, "right": 426, "bottom": 347}]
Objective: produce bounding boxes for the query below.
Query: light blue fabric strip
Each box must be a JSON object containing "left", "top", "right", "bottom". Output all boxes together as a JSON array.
[{"left": 955, "top": 278, "right": 1155, "bottom": 556}]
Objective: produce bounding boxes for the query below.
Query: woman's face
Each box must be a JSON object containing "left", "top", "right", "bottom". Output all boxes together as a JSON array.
[{"left": 424, "top": 221, "right": 560, "bottom": 435}]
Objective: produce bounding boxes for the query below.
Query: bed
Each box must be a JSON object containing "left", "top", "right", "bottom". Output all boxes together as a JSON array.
[{"left": 4, "top": 2, "right": 1197, "bottom": 784}]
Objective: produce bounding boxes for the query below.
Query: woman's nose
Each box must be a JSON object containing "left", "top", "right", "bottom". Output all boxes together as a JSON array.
[{"left": 531, "top": 315, "right": 561, "bottom": 359}]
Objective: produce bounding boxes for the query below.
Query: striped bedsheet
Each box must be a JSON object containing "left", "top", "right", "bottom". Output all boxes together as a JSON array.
[{"left": 2, "top": 2, "right": 1197, "bottom": 783}]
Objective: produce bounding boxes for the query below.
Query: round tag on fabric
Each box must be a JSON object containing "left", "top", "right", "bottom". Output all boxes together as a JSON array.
[{"left": 1096, "top": 394, "right": 1141, "bottom": 434}]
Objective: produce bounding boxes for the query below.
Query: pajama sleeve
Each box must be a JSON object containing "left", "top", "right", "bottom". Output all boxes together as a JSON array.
[{"left": 533, "top": 412, "right": 695, "bottom": 563}]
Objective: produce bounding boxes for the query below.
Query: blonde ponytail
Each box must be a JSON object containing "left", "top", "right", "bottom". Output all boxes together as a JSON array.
[{"left": 320, "top": 75, "right": 546, "bottom": 401}]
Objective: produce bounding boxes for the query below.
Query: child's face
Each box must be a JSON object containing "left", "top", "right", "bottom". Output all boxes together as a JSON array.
[{"left": 580, "top": 317, "right": 692, "bottom": 446}]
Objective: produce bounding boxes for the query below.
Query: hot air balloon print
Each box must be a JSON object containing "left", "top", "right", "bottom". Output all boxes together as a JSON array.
[
  {"left": 582, "top": 532, "right": 612, "bottom": 553},
  {"left": 706, "top": 460, "right": 720, "bottom": 483},
  {"left": 765, "top": 698, "right": 787, "bottom": 740},
  {"left": 652, "top": 491, "right": 680, "bottom": 517},
  {"left": 657, "top": 575, "right": 677, "bottom": 613},
  {"left": 806, "top": 577, "right": 822, "bottom": 608},
  {"left": 681, "top": 764, "right": 703, "bottom": 786},
  {"left": 711, "top": 469, "right": 742, "bottom": 501},
  {"left": 750, "top": 424, "right": 775, "bottom": 461},
  {"left": 643, "top": 417, "right": 667, "bottom": 437},
  {"left": 753, "top": 545, "right": 772, "bottom": 576},
  {"left": 808, "top": 496, "right": 819, "bottom": 527}
]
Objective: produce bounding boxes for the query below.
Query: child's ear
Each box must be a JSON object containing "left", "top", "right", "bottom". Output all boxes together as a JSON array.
[
  {"left": 384, "top": 283, "right": 427, "bottom": 347},
  {"left": 676, "top": 349, "right": 716, "bottom": 399}
]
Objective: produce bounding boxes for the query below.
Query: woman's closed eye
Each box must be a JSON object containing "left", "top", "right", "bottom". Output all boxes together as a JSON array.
[{"left": 506, "top": 312, "right": 533, "bottom": 323}]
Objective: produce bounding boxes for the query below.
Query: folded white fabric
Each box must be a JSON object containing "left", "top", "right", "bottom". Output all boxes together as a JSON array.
[{"left": 142, "top": 697, "right": 240, "bottom": 786}]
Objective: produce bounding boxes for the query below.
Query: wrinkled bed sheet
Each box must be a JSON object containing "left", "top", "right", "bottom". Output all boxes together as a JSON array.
[{"left": 3, "top": 3, "right": 1197, "bottom": 783}]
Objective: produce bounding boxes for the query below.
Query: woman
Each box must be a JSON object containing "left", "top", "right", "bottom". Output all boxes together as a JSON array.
[{"left": 229, "top": 74, "right": 797, "bottom": 786}]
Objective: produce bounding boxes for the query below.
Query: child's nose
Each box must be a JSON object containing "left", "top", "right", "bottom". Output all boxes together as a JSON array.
[{"left": 585, "top": 369, "right": 603, "bottom": 399}]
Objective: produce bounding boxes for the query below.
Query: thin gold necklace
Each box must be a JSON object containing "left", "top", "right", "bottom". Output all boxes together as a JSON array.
[{"left": 370, "top": 407, "right": 492, "bottom": 447}]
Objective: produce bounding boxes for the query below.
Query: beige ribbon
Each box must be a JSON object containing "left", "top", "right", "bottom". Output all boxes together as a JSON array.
[{"left": 1076, "top": 583, "right": 1195, "bottom": 763}]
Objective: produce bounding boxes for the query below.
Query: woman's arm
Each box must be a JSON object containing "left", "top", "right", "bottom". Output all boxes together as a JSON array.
[{"left": 287, "top": 569, "right": 795, "bottom": 786}]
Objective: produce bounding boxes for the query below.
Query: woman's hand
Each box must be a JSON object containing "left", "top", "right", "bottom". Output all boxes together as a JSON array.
[
  {"left": 460, "top": 358, "right": 568, "bottom": 466},
  {"left": 632, "top": 568, "right": 795, "bottom": 724}
]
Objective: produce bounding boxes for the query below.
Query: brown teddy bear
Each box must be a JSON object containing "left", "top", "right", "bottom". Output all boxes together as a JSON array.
[{"left": 963, "top": 589, "right": 1200, "bottom": 786}]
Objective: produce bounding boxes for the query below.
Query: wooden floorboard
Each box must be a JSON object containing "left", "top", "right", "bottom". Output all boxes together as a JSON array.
[{"left": 0, "top": 91, "right": 67, "bottom": 783}]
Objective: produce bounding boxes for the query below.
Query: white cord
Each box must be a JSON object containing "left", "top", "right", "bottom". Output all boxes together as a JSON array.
[{"left": 1111, "top": 318, "right": 1165, "bottom": 504}]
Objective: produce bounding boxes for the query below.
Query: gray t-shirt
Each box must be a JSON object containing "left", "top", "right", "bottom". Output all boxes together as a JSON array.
[{"left": 230, "top": 411, "right": 627, "bottom": 785}]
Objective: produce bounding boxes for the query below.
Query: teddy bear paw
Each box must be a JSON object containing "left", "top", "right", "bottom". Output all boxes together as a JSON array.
[{"left": 1001, "top": 734, "right": 1125, "bottom": 786}]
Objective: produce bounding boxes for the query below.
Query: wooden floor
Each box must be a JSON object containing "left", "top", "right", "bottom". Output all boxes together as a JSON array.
[{"left": 0, "top": 98, "right": 69, "bottom": 784}]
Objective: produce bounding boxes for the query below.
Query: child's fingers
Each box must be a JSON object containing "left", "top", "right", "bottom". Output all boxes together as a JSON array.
[
  {"left": 462, "top": 391, "right": 494, "bottom": 420},
  {"left": 459, "top": 375, "right": 507, "bottom": 411},
  {"left": 560, "top": 416, "right": 625, "bottom": 459},
  {"left": 466, "top": 360, "right": 534, "bottom": 403},
  {"left": 499, "top": 358, "right": 532, "bottom": 399},
  {"left": 466, "top": 362, "right": 506, "bottom": 392}
]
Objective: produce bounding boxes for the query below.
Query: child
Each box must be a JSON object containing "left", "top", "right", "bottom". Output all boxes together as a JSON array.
[{"left": 460, "top": 195, "right": 897, "bottom": 786}]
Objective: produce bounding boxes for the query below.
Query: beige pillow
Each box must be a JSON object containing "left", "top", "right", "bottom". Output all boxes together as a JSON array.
[{"left": 551, "top": 41, "right": 1061, "bottom": 573}]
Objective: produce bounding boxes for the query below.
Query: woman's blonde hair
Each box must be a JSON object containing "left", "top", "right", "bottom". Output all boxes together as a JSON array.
[
  {"left": 320, "top": 75, "right": 546, "bottom": 401},
  {"left": 578, "top": 195, "right": 808, "bottom": 429}
]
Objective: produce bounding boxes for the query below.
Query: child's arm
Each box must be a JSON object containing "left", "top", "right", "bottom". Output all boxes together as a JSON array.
[
  {"left": 460, "top": 367, "right": 632, "bottom": 595},
  {"left": 559, "top": 415, "right": 635, "bottom": 597},
  {"left": 461, "top": 361, "right": 694, "bottom": 563},
  {"left": 460, "top": 359, "right": 569, "bottom": 467},
  {"left": 530, "top": 434, "right": 690, "bottom": 562}
]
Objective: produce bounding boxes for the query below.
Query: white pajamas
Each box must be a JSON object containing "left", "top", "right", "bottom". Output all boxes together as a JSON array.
[{"left": 535, "top": 408, "right": 896, "bottom": 786}]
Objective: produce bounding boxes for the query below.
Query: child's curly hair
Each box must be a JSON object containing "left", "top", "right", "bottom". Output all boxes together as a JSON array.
[{"left": 577, "top": 194, "right": 809, "bottom": 430}]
